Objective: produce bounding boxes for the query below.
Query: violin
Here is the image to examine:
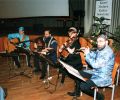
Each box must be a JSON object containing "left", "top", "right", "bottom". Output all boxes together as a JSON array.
[{"left": 59, "top": 36, "right": 78, "bottom": 52}]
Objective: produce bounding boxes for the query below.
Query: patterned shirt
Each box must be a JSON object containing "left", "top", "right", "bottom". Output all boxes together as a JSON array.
[{"left": 84, "top": 45, "right": 115, "bottom": 87}]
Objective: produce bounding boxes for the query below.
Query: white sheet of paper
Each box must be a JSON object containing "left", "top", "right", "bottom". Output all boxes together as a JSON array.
[{"left": 58, "top": 59, "right": 85, "bottom": 81}]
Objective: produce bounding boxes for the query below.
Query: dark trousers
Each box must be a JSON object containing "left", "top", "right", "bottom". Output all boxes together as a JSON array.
[
  {"left": 40, "top": 55, "right": 56, "bottom": 78},
  {"left": 10, "top": 47, "right": 31, "bottom": 68},
  {"left": 60, "top": 54, "right": 83, "bottom": 83},
  {"left": 33, "top": 53, "right": 55, "bottom": 78},
  {"left": 33, "top": 52, "right": 41, "bottom": 71},
  {"left": 76, "top": 71, "right": 104, "bottom": 99}
]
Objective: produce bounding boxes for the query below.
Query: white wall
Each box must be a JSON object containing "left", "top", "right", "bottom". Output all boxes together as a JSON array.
[{"left": 0, "top": 0, "right": 69, "bottom": 18}]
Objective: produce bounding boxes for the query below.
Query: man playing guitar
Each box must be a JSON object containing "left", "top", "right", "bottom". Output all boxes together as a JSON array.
[
  {"left": 33, "top": 29, "right": 58, "bottom": 79},
  {"left": 7, "top": 27, "right": 32, "bottom": 68}
]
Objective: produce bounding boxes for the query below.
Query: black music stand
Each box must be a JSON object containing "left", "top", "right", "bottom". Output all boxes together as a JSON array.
[
  {"left": 17, "top": 53, "right": 32, "bottom": 78},
  {"left": 0, "top": 52, "right": 18, "bottom": 79},
  {"left": 39, "top": 53, "right": 59, "bottom": 93},
  {"left": 0, "top": 52, "right": 32, "bottom": 79}
]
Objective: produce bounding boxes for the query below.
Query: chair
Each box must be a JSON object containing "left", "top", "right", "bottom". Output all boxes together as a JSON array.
[
  {"left": 94, "top": 62, "right": 119, "bottom": 100},
  {"left": 116, "top": 67, "right": 120, "bottom": 86},
  {"left": 12, "top": 52, "right": 32, "bottom": 78},
  {"left": 115, "top": 51, "right": 120, "bottom": 86},
  {"left": 18, "top": 53, "right": 28, "bottom": 66}
]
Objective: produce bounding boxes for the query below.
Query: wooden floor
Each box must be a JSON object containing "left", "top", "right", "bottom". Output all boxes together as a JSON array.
[{"left": 0, "top": 56, "right": 120, "bottom": 100}]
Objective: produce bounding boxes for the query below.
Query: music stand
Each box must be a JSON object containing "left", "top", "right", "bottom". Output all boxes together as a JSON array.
[
  {"left": 0, "top": 52, "right": 19, "bottom": 79},
  {"left": 58, "top": 59, "right": 85, "bottom": 81},
  {"left": 0, "top": 52, "right": 32, "bottom": 79},
  {"left": 16, "top": 53, "right": 32, "bottom": 79},
  {"left": 39, "top": 53, "right": 58, "bottom": 93}
]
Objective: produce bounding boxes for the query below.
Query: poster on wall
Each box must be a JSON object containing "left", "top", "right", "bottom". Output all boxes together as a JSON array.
[{"left": 95, "top": 0, "right": 112, "bottom": 25}]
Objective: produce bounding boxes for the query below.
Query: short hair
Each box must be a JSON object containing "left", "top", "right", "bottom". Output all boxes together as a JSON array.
[
  {"left": 68, "top": 27, "right": 77, "bottom": 34},
  {"left": 18, "top": 27, "right": 24, "bottom": 31},
  {"left": 44, "top": 28, "right": 52, "bottom": 35},
  {"left": 97, "top": 34, "right": 108, "bottom": 40}
]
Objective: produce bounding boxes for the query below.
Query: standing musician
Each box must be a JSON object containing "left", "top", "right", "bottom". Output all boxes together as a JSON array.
[
  {"left": 35, "top": 29, "right": 58, "bottom": 79},
  {"left": 8, "top": 27, "right": 32, "bottom": 68},
  {"left": 58, "top": 27, "right": 85, "bottom": 96}
]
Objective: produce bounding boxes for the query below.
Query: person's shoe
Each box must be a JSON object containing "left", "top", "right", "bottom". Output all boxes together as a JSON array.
[
  {"left": 40, "top": 76, "right": 45, "bottom": 79},
  {"left": 33, "top": 69, "right": 41, "bottom": 73},
  {"left": 67, "top": 91, "right": 80, "bottom": 97},
  {"left": 28, "top": 64, "right": 32, "bottom": 68},
  {"left": 97, "top": 93, "right": 105, "bottom": 100}
]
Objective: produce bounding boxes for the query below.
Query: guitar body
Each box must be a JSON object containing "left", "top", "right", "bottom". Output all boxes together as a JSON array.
[{"left": 7, "top": 38, "right": 19, "bottom": 53}]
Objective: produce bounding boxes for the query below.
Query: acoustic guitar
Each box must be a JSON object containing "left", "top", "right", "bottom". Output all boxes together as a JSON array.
[{"left": 6, "top": 38, "right": 19, "bottom": 53}]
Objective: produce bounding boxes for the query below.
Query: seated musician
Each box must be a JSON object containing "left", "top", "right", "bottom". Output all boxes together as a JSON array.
[
  {"left": 68, "top": 34, "right": 115, "bottom": 99},
  {"left": 8, "top": 27, "right": 32, "bottom": 68},
  {"left": 36, "top": 29, "right": 58, "bottom": 79},
  {"left": 58, "top": 27, "right": 85, "bottom": 95}
]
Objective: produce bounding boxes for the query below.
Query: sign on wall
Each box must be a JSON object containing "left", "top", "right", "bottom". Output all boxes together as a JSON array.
[{"left": 95, "top": 0, "right": 112, "bottom": 25}]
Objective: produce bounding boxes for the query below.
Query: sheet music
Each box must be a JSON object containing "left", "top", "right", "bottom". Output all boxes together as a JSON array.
[{"left": 58, "top": 59, "right": 85, "bottom": 81}]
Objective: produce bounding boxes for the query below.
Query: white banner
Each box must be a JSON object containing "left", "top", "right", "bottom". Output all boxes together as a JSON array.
[{"left": 95, "top": 0, "right": 112, "bottom": 25}]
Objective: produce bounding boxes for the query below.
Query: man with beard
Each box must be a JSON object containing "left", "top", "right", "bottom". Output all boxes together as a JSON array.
[
  {"left": 67, "top": 34, "right": 115, "bottom": 100},
  {"left": 39, "top": 29, "right": 58, "bottom": 79},
  {"left": 8, "top": 27, "right": 32, "bottom": 68}
]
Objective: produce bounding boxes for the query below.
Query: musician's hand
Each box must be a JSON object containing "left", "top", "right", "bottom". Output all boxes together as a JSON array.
[
  {"left": 42, "top": 48, "right": 48, "bottom": 52},
  {"left": 59, "top": 48, "right": 62, "bottom": 53},
  {"left": 59, "top": 45, "right": 65, "bottom": 53},
  {"left": 46, "top": 48, "right": 52, "bottom": 50},
  {"left": 34, "top": 43, "right": 37, "bottom": 49},
  {"left": 84, "top": 47, "right": 90, "bottom": 55},
  {"left": 10, "top": 40, "right": 15, "bottom": 44},
  {"left": 39, "top": 51, "right": 47, "bottom": 55},
  {"left": 67, "top": 47, "right": 75, "bottom": 54}
]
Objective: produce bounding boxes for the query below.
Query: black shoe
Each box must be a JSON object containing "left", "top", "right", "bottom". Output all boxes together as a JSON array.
[
  {"left": 40, "top": 76, "right": 45, "bottom": 79},
  {"left": 67, "top": 91, "right": 80, "bottom": 97},
  {"left": 28, "top": 65, "right": 32, "bottom": 68},
  {"left": 97, "top": 93, "right": 105, "bottom": 100},
  {"left": 33, "top": 69, "right": 41, "bottom": 73}
]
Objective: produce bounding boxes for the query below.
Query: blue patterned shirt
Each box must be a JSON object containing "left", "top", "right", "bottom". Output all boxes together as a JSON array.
[{"left": 84, "top": 45, "right": 115, "bottom": 87}]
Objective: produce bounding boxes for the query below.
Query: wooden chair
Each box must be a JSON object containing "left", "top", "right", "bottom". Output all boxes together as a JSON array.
[{"left": 114, "top": 51, "right": 120, "bottom": 86}]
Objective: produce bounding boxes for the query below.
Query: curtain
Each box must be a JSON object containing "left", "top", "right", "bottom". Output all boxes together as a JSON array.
[
  {"left": 84, "top": 0, "right": 96, "bottom": 36},
  {"left": 109, "top": 0, "right": 120, "bottom": 34}
]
